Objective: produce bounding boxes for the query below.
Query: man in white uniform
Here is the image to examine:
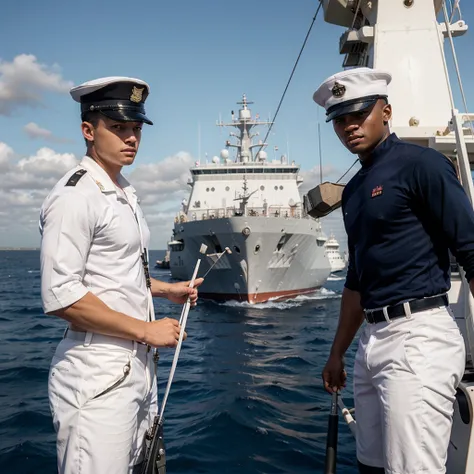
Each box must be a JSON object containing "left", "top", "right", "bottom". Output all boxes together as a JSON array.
[
  {"left": 40, "top": 77, "right": 203, "bottom": 474},
  {"left": 313, "top": 68, "right": 474, "bottom": 473}
]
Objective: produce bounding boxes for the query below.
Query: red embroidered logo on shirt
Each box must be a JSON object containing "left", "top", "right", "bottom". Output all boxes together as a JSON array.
[{"left": 371, "top": 185, "right": 383, "bottom": 198}]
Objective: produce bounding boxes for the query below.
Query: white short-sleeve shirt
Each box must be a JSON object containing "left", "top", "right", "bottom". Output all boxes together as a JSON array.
[{"left": 39, "top": 156, "right": 154, "bottom": 321}]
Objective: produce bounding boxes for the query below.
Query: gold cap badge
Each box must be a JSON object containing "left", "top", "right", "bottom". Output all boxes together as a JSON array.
[
  {"left": 130, "top": 86, "right": 144, "bottom": 103},
  {"left": 331, "top": 81, "right": 346, "bottom": 98}
]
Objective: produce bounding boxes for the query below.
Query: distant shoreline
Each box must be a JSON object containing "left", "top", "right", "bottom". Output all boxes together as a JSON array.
[{"left": 0, "top": 248, "right": 40, "bottom": 251}]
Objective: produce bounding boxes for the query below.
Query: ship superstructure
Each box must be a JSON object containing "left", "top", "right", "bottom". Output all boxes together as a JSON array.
[
  {"left": 325, "top": 234, "right": 347, "bottom": 273},
  {"left": 169, "top": 95, "right": 331, "bottom": 303}
]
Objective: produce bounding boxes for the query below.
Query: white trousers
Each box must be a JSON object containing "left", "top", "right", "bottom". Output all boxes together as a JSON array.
[
  {"left": 48, "top": 330, "right": 158, "bottom": 474},
  {"left": 354, "top": 305, "right": 465, "bottom": 474}
]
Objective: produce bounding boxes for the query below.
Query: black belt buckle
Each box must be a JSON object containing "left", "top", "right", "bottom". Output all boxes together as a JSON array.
[{"left": 365, "top": 311, "right": 376, "bottom": 324}]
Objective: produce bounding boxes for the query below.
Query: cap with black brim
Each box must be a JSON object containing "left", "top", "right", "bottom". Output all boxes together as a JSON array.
[
  {"left": 71, "top": 76, "right": 154, "bottom": 126},
  {"left": 81, "top": 100, "right": 153, "bottom": 125},
  {"left": 325, "top": 95, "right": 386, "bottom": 122},
  {"left": 102, "top": 110, "right": 153, "bottom": 126}
]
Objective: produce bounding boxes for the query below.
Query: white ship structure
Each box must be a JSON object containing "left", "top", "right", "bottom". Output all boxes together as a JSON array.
[
  {"left": 318, "top": 1, "right": 474, "bottom": 472},
  {"left": 325, "top": 234, "right": 347, "bottom": 273},
  {"left": 169, "top": 96, "right": 331, "bottom": 303}
]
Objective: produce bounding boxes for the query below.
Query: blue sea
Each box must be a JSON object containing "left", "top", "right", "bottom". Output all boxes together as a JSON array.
[{"left": 0, "top": 250, "right": 358, "bottom": 474}]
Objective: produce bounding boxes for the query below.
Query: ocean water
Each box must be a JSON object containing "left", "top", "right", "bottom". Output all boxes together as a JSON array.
[{"left": 0, "top": 250, "right": 358, "bottom": 474}]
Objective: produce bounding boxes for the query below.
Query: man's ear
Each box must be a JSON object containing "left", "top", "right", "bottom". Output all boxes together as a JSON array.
[
  {"left": 81, "top": 121, "right": 95, "bottom": 143},
  {"left": 382, "top": 103, "right": 392, "bottom": 125}
]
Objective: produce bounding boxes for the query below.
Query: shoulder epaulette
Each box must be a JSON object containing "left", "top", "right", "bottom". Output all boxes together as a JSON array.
[{"left": 65, "top": 169, "right": 87, "bottom": 187}]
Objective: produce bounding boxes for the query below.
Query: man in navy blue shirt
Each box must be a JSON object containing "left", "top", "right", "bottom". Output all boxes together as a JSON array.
[{"left": 313, "top": 67, "right": 474, "bottom": 474}]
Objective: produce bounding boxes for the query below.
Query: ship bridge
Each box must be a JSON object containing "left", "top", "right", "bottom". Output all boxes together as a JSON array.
[{"left": 176, "top": 96, "right": 309, "bottom": 224}]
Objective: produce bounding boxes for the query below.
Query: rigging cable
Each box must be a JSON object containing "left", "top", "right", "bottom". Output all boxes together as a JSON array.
[
  {"left": 449, "top": 0, "right": 462, "bottom": 23},
  {"left": 256, "top": 2, "right": 323, "bottom": 153},
  {"left": 336, "top": 158, "right": 359, "bottom": 184},
  {"left": 350, "top": 0, "right": 362, "bottom": 28}
]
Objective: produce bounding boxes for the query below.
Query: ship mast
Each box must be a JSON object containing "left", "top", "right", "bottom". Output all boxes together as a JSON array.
[{"left": 216, "top": 94, "right": 273, "bottom": 163}]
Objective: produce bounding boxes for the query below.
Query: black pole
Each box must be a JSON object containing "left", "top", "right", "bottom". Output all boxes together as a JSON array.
[{"left": 324, "top": 392, "right": 339, "bottom": 474}]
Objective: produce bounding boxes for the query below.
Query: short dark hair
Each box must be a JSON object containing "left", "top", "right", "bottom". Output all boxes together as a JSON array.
[{"left": 82, "top": 110, "right": 102, "bottom": 126}]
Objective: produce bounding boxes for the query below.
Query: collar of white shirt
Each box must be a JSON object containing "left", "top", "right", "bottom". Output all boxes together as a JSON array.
[{"left": 79, "top": 155, "right": 137, "bottom": 195}]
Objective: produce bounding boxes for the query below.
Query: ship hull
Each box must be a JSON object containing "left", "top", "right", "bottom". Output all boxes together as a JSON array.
[
  {"left": 328, "top": 259, "right": 346, "bottom": 273},
  {"left": 170, "top": 216, "right": 331, "bottom": 304},
  {"left": 198, "top": 285, "right": 322, "bottom": 304}
]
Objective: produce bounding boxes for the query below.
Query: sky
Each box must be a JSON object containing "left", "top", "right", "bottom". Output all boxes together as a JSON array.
[{"left": 0, "top": 0, "right": 473, "bottom": 249}]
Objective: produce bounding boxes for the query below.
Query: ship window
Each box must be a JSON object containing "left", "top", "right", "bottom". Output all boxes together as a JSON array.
[
  {"left": 233, "top": 245, "right": 241, "bottom": 253},
  {"left": 211, "top": 187, "right": 215, "bottom": 192},
  {"left": 254, "top": 244, "right": 260, "bottom": 253},
  {"left": 206, "top": 188, "right": 209, "bottom": 192},
  {"left": 279, "top": 185, "right": 283, "bottom": 190},
  {"left": 260, "top": 185, "right": 265, "bottom": 191},
  {"left": 226, "top": 186, "right": 230, "bottom": 191},
  {"left": 274, "top": 186, "right": 278, "bottom": 190}
]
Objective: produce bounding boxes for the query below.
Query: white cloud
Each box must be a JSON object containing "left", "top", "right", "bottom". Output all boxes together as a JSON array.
[
  {"left": 0, "top": 144, "right": 80, "bottom": 247},
  {"left": 0, "top": 144, "right": 349, "bottom": 250},
  {"left": 0, "top": 142, "right": 14, "bottom": 171},
  {"left": 0, "top": 144, "right": 193, "bottom": 249},
  {"left": 0, "top": 54, "right": 73, "bottom": 115},
  {"left": 126, "top": 153, "right": 194, "bottom": 246},
  {"left": 24, "top": 122, "right": 74, "bottom": 144},
  {"left": 127, "top": 152, "right": 193, "bottom": 206},
  {"left": 1, "top": 147, "right": 78, "bottom": 192}
]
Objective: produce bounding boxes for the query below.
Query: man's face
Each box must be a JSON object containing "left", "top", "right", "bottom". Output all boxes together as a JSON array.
[
  {"left": 82, "top": 116, "right": 143, "bottom": 168},
  {"left": 332, "top": 100, "right": 392, "bottom": 158}
]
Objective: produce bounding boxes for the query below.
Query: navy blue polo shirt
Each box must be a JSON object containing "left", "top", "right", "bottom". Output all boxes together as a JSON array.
[{"left": 342, "top": 133, "right": 474, "bottom": 309}]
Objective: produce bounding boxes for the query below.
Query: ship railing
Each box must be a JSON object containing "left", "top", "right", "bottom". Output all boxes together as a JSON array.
[{"left": 178, "top": 205, "right": 306, "bottom": 222}]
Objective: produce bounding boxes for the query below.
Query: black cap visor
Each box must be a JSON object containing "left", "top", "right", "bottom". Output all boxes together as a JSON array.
[
  {"left": 326, "top": 95, "right": 386, "bottom": 122},
  {"left": 99, "top": 109, "right": 153, "bottom": 125},
  {"left": 81, "top": 100, "right": 153, "bottom": 125}
]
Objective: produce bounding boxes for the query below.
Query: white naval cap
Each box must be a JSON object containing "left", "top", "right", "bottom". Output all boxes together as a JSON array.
[
  {"left": 70, "top": 76, "right": 153, "bottom": 125},
  {"left": 313, "top": 67, "right": 392, "bottom": 122}
]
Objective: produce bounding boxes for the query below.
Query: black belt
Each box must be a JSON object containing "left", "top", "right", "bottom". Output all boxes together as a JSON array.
[{"left": 364, "top": 294, "right": 449, "bottom": 324}]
